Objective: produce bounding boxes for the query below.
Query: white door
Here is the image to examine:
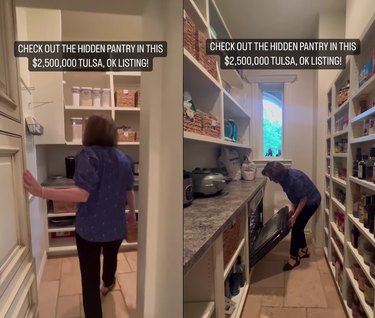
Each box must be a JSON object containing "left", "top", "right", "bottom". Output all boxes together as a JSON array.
[{"left": 0, "top": 0, "right": 38, "bottom": 317}]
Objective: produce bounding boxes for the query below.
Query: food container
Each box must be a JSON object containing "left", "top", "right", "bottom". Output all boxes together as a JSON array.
[
  {"left": 358, "top": 269, "right": 366, "bottom": 291},
  {"left": 80, "top": 87, "right": 92, "bottom": 106},
  {"left": 71, "top": 117, "right": 83, "bottom": 142},
  {"left": 92, "top": 88, "right": 101, "bottom": 107},
  {"left": 72, "top": 86, "right": 80, "bottom": 106},
  {"left": 365, "top": 279, "right": 374, "bottom": 306},
  {"left": 101, "top": 88, "right": 111, "bottom": 107},
  {"left": 352, "top": 263, "right": 361, "bottom": 280},
  {"left": 364, "top": 246, "right": 373, "bottom": 265}
]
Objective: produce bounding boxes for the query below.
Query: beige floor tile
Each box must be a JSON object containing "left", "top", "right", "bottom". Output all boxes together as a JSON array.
[
  {"left": 307, "top": 308, "right": 346, "bottom": 318},
  {"left": 123, "top": 251, "right": 137, "bottom": 272},
  {"left": 118, "top": 272, "right": 137, "bottom": 311},
  {"left": 38, "top": 280, "right": 59, "bottom": 318},
  {"left": 320, "top": 273, "right": 343, "bottom": 309},
  {"left": 56, "top": 295, "right": 81, "bottom": 318},
  {"left": 42, "top": 258, "right": 62, "bottom": 281},
  {"left": 260, "top": 307, "right": 307, "bottom": 318},
  {"left": 250, "top": 260, "right": 285, "bottom": 288},
  {"left": 315, "top": 255, "right": 330, "bottom": 274},
  {"left": 61, "top": 257, "right": 81, "bottom": 276},
  {"left": 59, "top": 274, "right": 82, "bottom": 296},
  {"left": 117, "top": 255, "right": 132, "bottom": 274},
  {"left": 249, "top": 287, "right": 284, "bottom": 307},
  {"left": 241, "top": 294, "right": 262, "bottom": 317},
  {"left": 284, "top": 260, "right": 328, "bottom": 308},
  {"left": 102, "top": 290, "right": 132, "bottom": 318}
]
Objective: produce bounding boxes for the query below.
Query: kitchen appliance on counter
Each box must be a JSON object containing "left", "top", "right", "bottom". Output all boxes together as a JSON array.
[
  {"left": 65, "top": 156, "right": 76, "bottom": 178},
  {"left": 191, "top": 168, "right": 231, "bottom": 196},
  {"left": 183, "top": 170, "right": 194, "bottom": 207}
]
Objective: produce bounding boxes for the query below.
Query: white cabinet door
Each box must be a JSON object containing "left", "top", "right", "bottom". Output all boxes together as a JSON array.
[{"left": 0, "top": 1, "right": 38, "bottom": 317}]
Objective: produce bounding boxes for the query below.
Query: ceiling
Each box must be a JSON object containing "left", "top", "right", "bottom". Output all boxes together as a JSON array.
[{"left": 214, "top": 0, "right": 346, "bottom": 39}]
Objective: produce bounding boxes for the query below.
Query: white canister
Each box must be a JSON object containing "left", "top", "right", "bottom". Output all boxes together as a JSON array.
[
  {"left": 72, "top": 86, "right": 80, "bottom": 106},
  {"left": 80, "top": 87, "right": 92, "bottom": 106},
  {"left": 92, "top": 88, "right": 101, "bottom": 107},
  {"left": 71, "top": 117, "right": 83, "bottom": 142},
  {"left": 101, "top": 88, "right": 111, "bottom": 107}
]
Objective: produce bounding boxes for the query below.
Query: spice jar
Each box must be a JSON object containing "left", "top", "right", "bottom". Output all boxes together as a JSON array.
[
  {"left": 363, "top": 245, "right": 373, "bottom": 265},
  {"left": 358, "top": 269, "right": 366, "bottom": 291},
  {"left": 101, "top": 88, "right": 111, "bottom": 107},
  {"left": 72, "top": 86, "right": 80, "bottom": 106},
  {"left": 92, "top": 88, "right": 101, "bottom": 107},
  {"left": 364, "top": 278, "right": 374, "bottom": 306},
  {"left": 80, "top": 87, "right": 92, "bottom": 106},
  {"left": 352, "top": 263, "right": 361, "bottom": 280}
]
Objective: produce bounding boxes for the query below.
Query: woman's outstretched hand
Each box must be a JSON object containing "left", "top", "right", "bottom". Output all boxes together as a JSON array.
[{"left": 23, "top": 169, "right": 43, "bottom": 197}]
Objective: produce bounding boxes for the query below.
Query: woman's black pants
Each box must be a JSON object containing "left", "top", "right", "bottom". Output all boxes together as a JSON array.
[
  {"left": 75, "top": 233, "right": 123, "bottom": 318},
  {"left": 290, "top": 204, "right": 319, "bottom": 257}
]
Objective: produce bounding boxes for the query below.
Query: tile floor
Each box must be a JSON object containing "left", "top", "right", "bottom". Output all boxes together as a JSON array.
[
  {"left": 38, "top": 235, "right": 345, "bottom": 318},
  {"left": 38, "top": 250, "right": 137, "bottom": 318},
  {"left": 241, "top": 234, "right": 347, "bottom": 318}
]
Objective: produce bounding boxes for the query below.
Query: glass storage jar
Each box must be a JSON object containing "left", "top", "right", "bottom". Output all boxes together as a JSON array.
[
  {"left": 92, "top": 88, "right": 101, "bottom": 107},
  {"left": 71, "top": 117, "right": 83, "bottom": 142},
  {"left": 101, "top": 88, "right": 111, "bottom": 107},
  {"left": 80, "top": 87, "right": 92, "bottom": 106},
  {"left": 72, "top": 86, "right": 80, "bottom": 106}
]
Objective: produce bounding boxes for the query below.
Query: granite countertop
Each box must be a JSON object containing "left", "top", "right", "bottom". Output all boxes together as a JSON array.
[{"left": 183, "top": 177, "right": 267, "bottom": 274}]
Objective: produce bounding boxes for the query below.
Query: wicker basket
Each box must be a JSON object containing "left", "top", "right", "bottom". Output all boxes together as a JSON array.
[
  {"left": 184, "top": 106, "right": 203, "bottom": 134},
  {"left": 184, "top": 12, "right": 197, "bottom": 57},
  {"left": 117, "top": 127, "right": 136, "bottom": 142},
  {"left": 115, "top": 89, "right": 138, "bottom": 107},
  {"left": 52, "top": 200, "right": 76, "bottom": 213},
  {"left": 201, "top": 111, "right": 221, "bottom": 138},
  {"left": 196, "top": 31, "right": 218, "bottom": 81},
  {"left": 223, "top": 212, "right": 242, "bottom": 268}
]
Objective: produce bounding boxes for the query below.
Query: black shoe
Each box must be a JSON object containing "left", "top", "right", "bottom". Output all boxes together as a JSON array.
[
  {"left": 100, "top": 281, "right": 115, "bottom": 296},
  {"left": 299, "top": 247, "right": 310, "bottom": 259},
  {"left": 283, "top": 256, "right": 300, "bottom": 271}
]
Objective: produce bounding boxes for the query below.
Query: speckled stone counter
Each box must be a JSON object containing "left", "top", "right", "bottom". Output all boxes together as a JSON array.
[{"left": 184, "top": 177, "right": 267, "bottom": 274}]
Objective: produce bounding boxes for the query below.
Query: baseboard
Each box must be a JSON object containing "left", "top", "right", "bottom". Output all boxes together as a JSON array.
[{"left": 37, "top": 251, "right": 47, "bottom": 288}]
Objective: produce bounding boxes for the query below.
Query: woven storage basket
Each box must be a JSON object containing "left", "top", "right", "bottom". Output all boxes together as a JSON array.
[
  {"left": 184, "top": 106, "right": 203, "bottom": 134},
  {"left": 115, "top": 89, "right": 138, "bottom": 107},
  {"left": 223, "top": 211, "right": 242, "bottom": 268},
  {"left": 183, "top": 12, "right": 197, "bottom": 57},
  {"left": 201, "top": 111, "right": 221, "bottom": 138},
  {"left": 196, "top": 31, "right": 218, "bottom": 81},
  {"left": 117, "top": 127, "right": 136, "bottom": 142},
  {"left": 52, "top": 200, "right": 76, "bottom": 213}
]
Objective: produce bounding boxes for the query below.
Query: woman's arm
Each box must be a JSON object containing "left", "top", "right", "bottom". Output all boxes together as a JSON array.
[
  {"left": 23, "top": 169, "right": 89, "bottom": 203},
  {"left": 289, "top": 196, "right": 307, "bottom": 226}
]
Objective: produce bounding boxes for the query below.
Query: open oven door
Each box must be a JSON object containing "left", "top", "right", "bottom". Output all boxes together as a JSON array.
[{"left": 250, "top": 206, "right": 290, "bottom": 267}]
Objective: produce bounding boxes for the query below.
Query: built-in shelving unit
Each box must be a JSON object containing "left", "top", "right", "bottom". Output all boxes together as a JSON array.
[{"left": 323, "top": 16, "right": 375, "bottom": 318}]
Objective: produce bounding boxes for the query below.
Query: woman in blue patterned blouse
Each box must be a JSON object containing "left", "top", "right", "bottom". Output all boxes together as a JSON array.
[
  {"left": 23, "top": 114, "right": 136, "bottom": 318},
  {"left": 262, "top": 161, "right": 321, "bottom": 271}
]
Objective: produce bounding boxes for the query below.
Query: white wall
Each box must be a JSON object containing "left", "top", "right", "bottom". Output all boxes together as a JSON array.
[
  {"left": 249, "top": 69, "right": 316, "bottom": 223},
  {"left": 314, "top": 11, "right": 345, "bottom": 248},
  {"left": 345, "top": 0, "right": 375, "bottom": 38}
]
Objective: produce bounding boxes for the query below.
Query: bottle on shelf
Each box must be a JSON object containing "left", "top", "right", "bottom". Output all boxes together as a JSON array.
[
  {"left": 363, "top": 195, "right": 372, "bottom": 228},
  {"left": 369, "top": 194, "right": 375, "bottom": 234},
  {"left": 235, "top": 256, "right": 245, "bottom": 288},
  {"left": 359, "top": 193, "right": 368, "bottom": 224},
  {"left": 351, "top": 226, "right": 360, "bottom": 248},
  {"left": 352, "top": 148, "right": 362, "bottom": 178},
  {"left": 366, "top": 148, "right": 375, "bottom": 182},
  {"left": 358, "top": 155, "right": 368, "bottom": 180}
]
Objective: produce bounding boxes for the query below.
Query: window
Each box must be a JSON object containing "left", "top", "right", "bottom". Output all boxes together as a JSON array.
[{"left": 261, "top": 83, "right": 284, "bottom": 158}]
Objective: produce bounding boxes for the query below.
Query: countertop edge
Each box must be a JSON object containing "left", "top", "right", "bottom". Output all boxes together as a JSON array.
[{"left": 183, "top": 178, "right": 267, "bottom": 274}]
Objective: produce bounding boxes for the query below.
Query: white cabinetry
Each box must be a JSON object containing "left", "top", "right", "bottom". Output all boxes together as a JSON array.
[
  {"left": 183, "top": 0, "right": 251, "bottom": 156},
  {"left": 324, "top": 16, "right": 375, "bottom": 317}
]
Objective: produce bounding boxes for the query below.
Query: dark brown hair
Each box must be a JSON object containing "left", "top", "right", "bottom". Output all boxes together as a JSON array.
[
  {"left": 82, "top": 114, "right": 117, "bottom": 147},
  {"left": 261, "top": 161, "right": 288, "bottom": 182}
]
